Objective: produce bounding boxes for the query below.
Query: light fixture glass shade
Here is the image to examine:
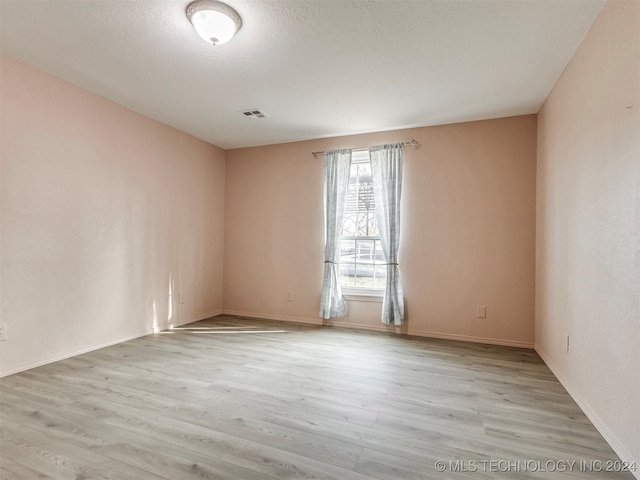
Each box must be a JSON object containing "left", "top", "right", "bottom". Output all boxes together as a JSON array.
[{"left": 186, "top": 1, "right": 241, "bottom": 46}]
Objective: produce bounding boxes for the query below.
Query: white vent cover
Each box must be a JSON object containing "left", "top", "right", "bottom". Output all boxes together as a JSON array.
[{"left": 241, "top": 109, "right": 269, "bottom": 119}]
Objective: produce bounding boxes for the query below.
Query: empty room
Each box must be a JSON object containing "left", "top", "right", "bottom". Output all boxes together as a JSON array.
[{"left": 0, "top": 0, "right": 638, "bottom": 479}]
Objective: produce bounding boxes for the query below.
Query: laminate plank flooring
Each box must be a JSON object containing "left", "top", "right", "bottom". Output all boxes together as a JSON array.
[{"left": 0, "top": 316, "right": 634, "bottom": 479}]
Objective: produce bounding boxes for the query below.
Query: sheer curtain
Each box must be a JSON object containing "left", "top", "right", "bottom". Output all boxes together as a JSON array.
[
  {"left": 370, "top": 144, "right": 405, "bottom": 325},
  {"left": 319, "top": 149, "right": 352, "bottom": 319}
]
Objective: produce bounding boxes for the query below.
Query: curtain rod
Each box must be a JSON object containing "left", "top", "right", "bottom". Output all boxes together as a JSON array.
[{"left": 311, "top": 139, "right": 418, "bottom": 158}]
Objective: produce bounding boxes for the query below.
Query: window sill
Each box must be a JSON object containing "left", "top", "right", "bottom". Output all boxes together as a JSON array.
[{"left": 343, "top": 291, "right": 384, "bottom": 303}]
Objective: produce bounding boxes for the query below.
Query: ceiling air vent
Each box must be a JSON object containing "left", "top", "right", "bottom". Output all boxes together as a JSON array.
[{"left": 241, "top": 109, "right": 269, "bottom": 119}]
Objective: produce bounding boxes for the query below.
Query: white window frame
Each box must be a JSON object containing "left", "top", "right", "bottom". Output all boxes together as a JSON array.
[{"left": 340, "top": 149, "right": 384, "bottom": 298}]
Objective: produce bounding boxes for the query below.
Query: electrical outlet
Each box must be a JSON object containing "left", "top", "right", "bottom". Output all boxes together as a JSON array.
[
  {"left": 0, "top": 324, "right": 7, "bottom": 342},
  {"left": 566, "top": 334, "right": 570, "bottom": 353},
  {"left": 179, "top": 292, "right": 184, "bottom": 304},
  {"left": 476, "top": 305, "right": 486, "bottom": 318},
  {"left": 286, "top": 291, "right": 293, "bottom": 302}
]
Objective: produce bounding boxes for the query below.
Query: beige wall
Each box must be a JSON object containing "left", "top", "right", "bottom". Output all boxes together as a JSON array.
[
  {"left": 224, "top": 115, "right": 537, "bottom": 347},
  {"left": 0, "top": 56, "right": 226, "bottom": 376},
  {"left": 535, "top": 0, "right": 639, "bottom": 469}
]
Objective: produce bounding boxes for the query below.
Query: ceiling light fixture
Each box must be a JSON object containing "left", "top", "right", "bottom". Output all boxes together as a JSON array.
[{"left": 186, "top": 0, "right": 242, "bottom": 46}]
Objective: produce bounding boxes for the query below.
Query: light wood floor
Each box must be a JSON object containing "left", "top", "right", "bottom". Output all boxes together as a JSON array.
[{"left": 0, "top": 316, "right": 633, "bottom": 480}]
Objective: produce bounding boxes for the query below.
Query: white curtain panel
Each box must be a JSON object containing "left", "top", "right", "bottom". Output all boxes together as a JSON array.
[
  {"left": 319, "top": 149, "right": 352, "bottom": 319},
  {"left": 370, "top": 144, "right": 405, "bottom": 325}
]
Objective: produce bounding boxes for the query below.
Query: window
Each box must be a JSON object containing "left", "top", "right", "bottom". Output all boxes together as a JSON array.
[{"left": 339, "top": 150, "right": 386, "bottom": 292}]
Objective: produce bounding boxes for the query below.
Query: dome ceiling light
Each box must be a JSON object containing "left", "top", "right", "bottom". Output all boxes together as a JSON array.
[{"left": 186, "top": 0, "right": 242, "bottom": 46}]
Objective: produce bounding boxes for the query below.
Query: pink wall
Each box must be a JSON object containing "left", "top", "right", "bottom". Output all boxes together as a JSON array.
[
  {"left": 536, "top": 0, "right": 639, "bottom": 470},
  {"left": 1, "top": 2, "right": 636, "bottom": 467},
  {"left": 224, "top": 115, "right": 537, "bottom": 347},
  {"left": 0, "top": 56, "right": 226, "bottom": 376}
]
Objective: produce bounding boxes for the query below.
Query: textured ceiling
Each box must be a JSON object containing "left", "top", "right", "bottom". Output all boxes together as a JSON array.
[{"left": 0, "top": 0, "right": 605, "bottom": 149}]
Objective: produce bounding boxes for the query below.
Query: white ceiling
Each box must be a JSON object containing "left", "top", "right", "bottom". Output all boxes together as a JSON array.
[{"left": 0, "top": 0, "right": 605, "bottom": 149}]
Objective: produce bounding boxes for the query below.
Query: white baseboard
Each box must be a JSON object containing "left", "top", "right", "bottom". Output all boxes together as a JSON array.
[
  {"left": 328, "top": 320, "right": 399, "bottom": 333},
  {"left": 221, "top": 310, "right": 533, "bottom": 348},
  {"left": 177, "top": 309, "right": 224, "bottom": 327},
  {"left": 154, "top": 308, "right": 225, "bottom": 331},
  {"left": 408, "top": 330, "right": 533, "bottom": 349},
  {"left": 0, "top": 329, "right": 151, "bottom": 378},
  {"left": 535, "top": 344, "right": 639, "bottom": 480},
  {"left": 0, "top": 308, "right": 225, "bottom": 378},
  {"left": 221, "top": 309, "right": 324, "bottom": 326}
]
